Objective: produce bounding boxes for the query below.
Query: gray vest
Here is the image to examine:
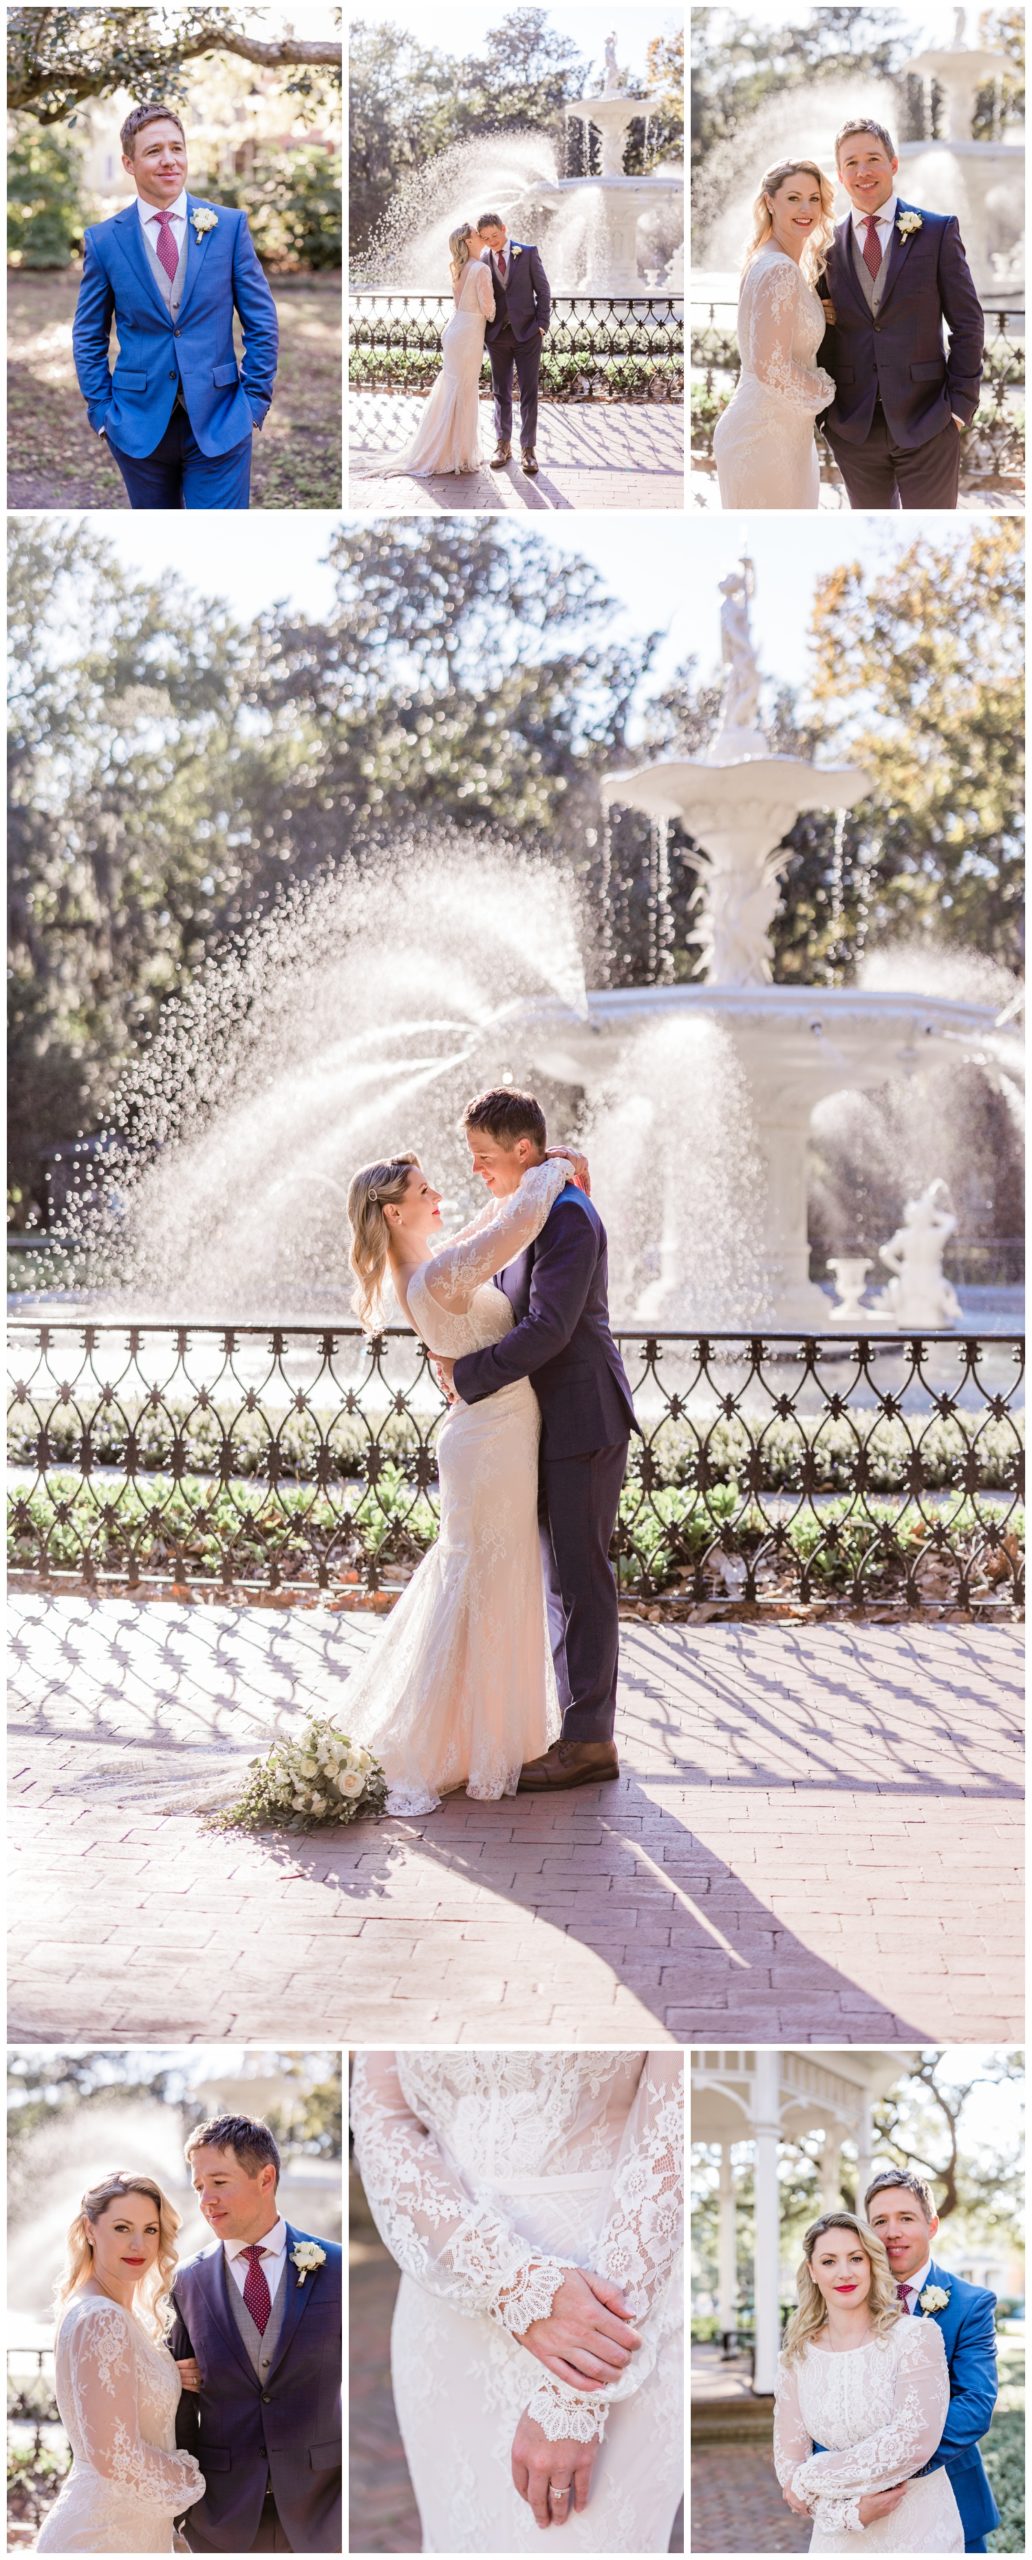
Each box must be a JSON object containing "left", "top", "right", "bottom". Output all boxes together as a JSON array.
[
  {"left": 224, "top": 2254, "right": 290, "bottom": 2380},
  {"left": 141, "top": 211, "right": 187, "bottom": 315},
  {"left": 851, "top": 222, "right": 887, "bottom": 314}
]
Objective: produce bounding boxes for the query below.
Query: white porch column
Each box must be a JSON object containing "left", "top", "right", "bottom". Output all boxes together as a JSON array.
[
  {"left": 717, "top": 2143, "right": 737, "bottom": 2333},
  {"left": 752, "top": 2050, "right": 781, "bottom": 2394},
  {"left": 855, "top": 2099, "right": 874, "bottom": 2219},
  {"left": 819, "top": 2136, "right": 843, "bottom": 2210}
]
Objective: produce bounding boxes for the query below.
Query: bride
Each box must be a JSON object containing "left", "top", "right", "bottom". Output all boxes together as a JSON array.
[
  {"left": 36, "top": 2171, "right": 205, "bottom": 2553},
  {"left": 351, "top": 2049, "right": 683, "bottom": 2553},
  {"left": 336, "top": 1144, "right": 589, "bottom": 1812},
  {"left": 381, "top": 221, "right": 495, "bottom": 478},
  {"left": 773, "top": 2210, "right": 962, "bottom": 2551},
  {"left": 713, "top": 160, "right": 836, "bottom": 510}
]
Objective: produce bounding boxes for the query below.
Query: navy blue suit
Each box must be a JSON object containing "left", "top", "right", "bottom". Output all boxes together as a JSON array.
[
  {"left": 170, "top": 2224, "right": 342, "bottom": 2553},
  {"left": 820, "top": 200, "right": 983, "bottom": 508},
  {"left": 482, "top": 240, "right": 551, "bottom": 455},
  {"left": 453, "top": 1182, "right": 637, "bottom": 1743},
  {"left": 73, "top": 195, "right": 278, "bottom": 508}
]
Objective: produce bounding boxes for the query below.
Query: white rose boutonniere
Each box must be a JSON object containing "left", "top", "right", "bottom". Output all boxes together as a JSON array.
[
  {"left": 897, "top": 211, "right": 923, "bottom": 239},
  {"left": 191, "top": 206, "right": 219, "bottom": 238},
  {"left": 512, "top": 244, "right": 522, "bottom": 259},
  {"left": 919, "top": 2285, "right": 950, "bottom": 2316},
  {"left": 291, "top": 2242, "right": 327, "bottom": 2287}
]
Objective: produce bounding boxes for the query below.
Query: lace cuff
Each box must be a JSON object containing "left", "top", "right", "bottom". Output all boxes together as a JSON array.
[
  {"left": 492, "top": 2258, "right": 572, "bottom": 2338},
  {"left": 526, "top": 2376, "right": 607, "bottom": 2444},
  {"left": 817, "top": 2494, "right": 865, "bottom": 2535}
]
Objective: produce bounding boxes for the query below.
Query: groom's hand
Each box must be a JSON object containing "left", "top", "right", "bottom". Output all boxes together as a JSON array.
[
  {"left": 859, "top": 2487, "right": 910, "bottom": 2526},
  {"left": 516, "top": 2267, "right": 640, "bottom": 2388},
  {"left": 434, "top": 1356, "right": 457, "bottom": 1400}
]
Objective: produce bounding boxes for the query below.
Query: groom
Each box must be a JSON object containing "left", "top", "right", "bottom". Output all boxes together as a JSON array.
[
  {"left": 478, "top": 212, "right": 551, "bottom": 476},
  {"left": 171, "top": 2112, "right": 342, "bottom": 2551},
  {"left": 437, "top": 1086, "right": 637, "bottom": 1790},
  {"left": 786, "top": 2168, "right": 1000, "bottom": 2553},
  {"left": 819, "top": 117, "right": 984, "bottom": 509},
  {"left": 72, "top": 104, "right": 279, "bottom": 509}
]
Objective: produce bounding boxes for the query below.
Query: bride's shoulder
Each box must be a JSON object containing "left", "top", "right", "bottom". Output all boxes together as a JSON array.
[
  {"left": 59, "top": 2291, "right": 134, "bottom": 2347},
  {"left": 894, "top": 2312, "right": 947, "bottom": 2364}
]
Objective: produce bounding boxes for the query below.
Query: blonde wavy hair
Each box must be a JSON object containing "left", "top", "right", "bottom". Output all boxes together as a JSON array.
[
  {"left": 781, "top": 2211, "right": 901, "bottom": 2366},
  {"left": 348, "top": 1153, "right": 419, "bottom": 1330},
  {"left": 56, "top": 2170, "right": 182, "bottom": 2343},
  {"left": 449, "top": 221, "right": 476, "bottom": 284},
  {"left": 744, "top": 159, "right": 836, "bottom": 284}
]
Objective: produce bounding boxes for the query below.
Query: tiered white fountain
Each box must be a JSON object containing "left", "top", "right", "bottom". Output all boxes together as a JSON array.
[
  {"left": 545, "top": 32, "right": 685, "bottom": 293},
  {"left": 521, "top": 558, "right": 1007, "bottom": 1327},
  {"left": 905, "top": 9, "right": 1024, "bottom": 301}
]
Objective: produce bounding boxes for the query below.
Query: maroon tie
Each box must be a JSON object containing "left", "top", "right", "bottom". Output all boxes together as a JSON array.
[
  {"left": 497, "top": 249, "right": 507, "bottom": 281},
  {"left": 152, "top": 207, "right": 180, "bottom": 284},
  {"left": 896, "top": 2281, "right": 912, "bottom": 2313},
  {"left": 862, "top": 214, "right": 883, "bottom": 279},
  {"left": 242, "top": 2244, "right": 272, "bottom": 2334}
]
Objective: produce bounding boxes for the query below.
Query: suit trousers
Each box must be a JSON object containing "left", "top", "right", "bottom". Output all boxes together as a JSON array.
[
  {"left": 540, "top": 1439, "right": 629, "bottom": 1744},
  {"left": 825, "top": 406, "right": 961, "bottom": 510},
  {"left": 250, "top": 2490, "right": 289, "bottom": 2552},
  {"left": 487, "top": 323, "right": 542, "bottom": 453},
  {"left": 106, "top": 409, "right": 253, "bottom": 509}
]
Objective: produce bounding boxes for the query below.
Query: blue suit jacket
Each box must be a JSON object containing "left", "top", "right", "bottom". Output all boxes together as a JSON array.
[
  {"left": 72, "top": 195, "right": 278, "bottom": 457},
  {"left": 483, "top": 240, "right": 551, "bottom": 344},
  {"left": 453, "top": 1182, "right": 637, "bottom": 1457},
  {"left": 170, "top": 2222, "right": 342, "bottom": 2553},
  {"left": 821, "top": 201, "right": 983, "bottom": 450},
  {"left": 917, "top": 2261, "right": 1000, "bottom": 2544}
]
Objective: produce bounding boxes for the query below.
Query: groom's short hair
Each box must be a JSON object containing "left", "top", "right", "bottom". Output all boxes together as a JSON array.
[
  {"left": 864, "top": 2167, "right": 935, "bottom": 2220},
  {"left": 477, "top": 212, "right": 505, "bottom": 231},
  {"left": 464, "top": 1086, "right": 546, "bottom": 1148},
  {"left": 120, "top": 102, "right": 187, "bottom": 159},
  {"left": 185, "top": 2112, "right": 281, "bottom": 2182},
  {"left": 834, "top": 117, "right": 895, "bottom": 163}
]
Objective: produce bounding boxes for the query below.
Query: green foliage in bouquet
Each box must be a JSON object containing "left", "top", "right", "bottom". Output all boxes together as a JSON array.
[{"left": 208, "top": 1715, "right": 388, "bottom": 1832}]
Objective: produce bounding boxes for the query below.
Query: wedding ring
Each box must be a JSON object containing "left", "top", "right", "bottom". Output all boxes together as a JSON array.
[{"left": 549, "top": 2482, "right": 571, "bottom": 2502}]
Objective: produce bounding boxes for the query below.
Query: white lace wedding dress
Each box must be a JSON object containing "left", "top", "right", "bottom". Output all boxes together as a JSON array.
[
  {"left": 351, "top": 2050, "right": 684, "bottom": 2554},
  {"left": 382, "top": 256, "right": 495, "bottom": 476},
  {"left": 773, "top": 2318, "right": 963, "bottom": 2551},
  {"left": 338, "top": 1158, "right": 570, "bottom": 1812},
  {"left": 36, "top": 2293, "right": 204, "bottom": 2553},
  {"left": 713, "top": 246, "right": 835, "bottom": 509}
]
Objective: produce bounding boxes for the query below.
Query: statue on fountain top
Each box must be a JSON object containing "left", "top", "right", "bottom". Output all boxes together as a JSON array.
[
  {"left": 952, "top": 6, "right": 967, "bottom": 48},
  {"left": 713, "top": 560, "right": 764, "bottom": 750},
  {"left": 603, "top": 33, "right": 620, "bottom": 94}
]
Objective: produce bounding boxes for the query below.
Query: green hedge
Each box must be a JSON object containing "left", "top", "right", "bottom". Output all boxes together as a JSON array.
[
  {"left": 986, "top": 2403, "right": 1024, "bottom": 2551},
  {"left": 7, "top": 128, "right": 84, "bottom": 268},
  {"left": 350, "top": 344, "right": 682, "bottom": 402}
]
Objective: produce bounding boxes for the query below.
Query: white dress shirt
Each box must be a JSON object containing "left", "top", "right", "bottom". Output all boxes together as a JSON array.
[
  {"left": 223, "top": 2215, "right": 289, "bottom": 2306},
  {"left": 137, "top": 185, "right": 189, "bottom": 258},
  {"left": 895, "top": 2256, "right": 932, "bottom": 2313},
  {"left": 850, "top": 191, "right": 898, "bottom": 261}
]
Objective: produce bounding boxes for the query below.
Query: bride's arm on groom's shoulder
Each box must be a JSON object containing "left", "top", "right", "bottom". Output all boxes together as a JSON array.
[
  {"left": 66, "top": 2300, "right": 205, "bottom": 2509},
  {"left": 421, "top": 1157, "right": 569, "bottom": 1313},
  {"left": 747, "top": 260, "right": 835, "bottom": 411},
  {"left": 475, "top": 262, "right": 496, "bottom": 319},
  {"left": 787, "top": 2318, "right": 951, "bottom": 2535}
]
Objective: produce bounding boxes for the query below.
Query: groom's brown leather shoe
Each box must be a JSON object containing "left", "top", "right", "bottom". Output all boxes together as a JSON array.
[
  {"left": 490, "top": 443, "right": 512, "bottom": 466},
  {"left": 518, "top": 1740, "right": 620, "bottom": 1791},
  {"left": 521, "top": 448, "right": 539, "bottom": 474}
]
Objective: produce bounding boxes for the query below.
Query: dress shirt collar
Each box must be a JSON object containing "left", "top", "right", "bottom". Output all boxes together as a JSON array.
[
  {"left": 899, "top": 2257, "right": 933, "bottom": 2304},
  {"left": 851, "top": 192, "right": 898, "bottom": 237},
  {"left": 137, "top": 187, "right": 189, "bottom": 237},
  {"left": 223, "top": 2215, "right": 288, "bottom": 2265}
]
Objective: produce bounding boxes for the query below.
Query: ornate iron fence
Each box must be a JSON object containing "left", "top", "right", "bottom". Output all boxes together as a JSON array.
[
  {"left": 7, "top": 1323, "right": 1024, "bottom": 1613},
  {"left": 350, "top": 291, "right": 684, "bottom": 400},
  {"left": 691, "top": 300, "right": 1025, "bottom": 490},
  {"left": 7, "top": 2346, "right": 67, "bottom": 2544}
]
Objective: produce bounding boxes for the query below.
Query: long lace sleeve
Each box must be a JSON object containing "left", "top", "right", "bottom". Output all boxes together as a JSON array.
[
  {"left": 473, "top": 261, "right": 496, "bottom": 319},
  {"left": 423, "top": 1157, "right": 569, "bottom": 1314},
  {"left": 525, "top": 2055, "right": 684, "bottom": 2446},
  {"left": 744, "top": 257, "right": 834, "bottom": 410},
  {"left": 773, "top": 2351, "right": 814, "bottom": 2491},
  {"left": 351, "top": 2052, "right": 572, "bottom": 2332},
  {"left": 66, "top": 2303, "right": 204, "bottom": 2508},
  {"left": 792, "top": 2323, "right": 951, "bottom": 2538}
]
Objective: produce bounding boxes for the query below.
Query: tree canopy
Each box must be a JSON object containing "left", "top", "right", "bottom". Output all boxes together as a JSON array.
[{"left": 9, "top": 6, "right": 341, "bottom": 124}]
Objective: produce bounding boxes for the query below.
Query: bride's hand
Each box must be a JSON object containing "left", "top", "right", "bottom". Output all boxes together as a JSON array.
[
  {"left": 859, "top": 2486, "right": 910, "bottom": 2525},
  {"left": 516, "top": 2267, "right": 640, "bottom": 2387},
  {"left": 545, "top": 1145, "right": 591, "bottom": 1197},
  {"left": 175, "top": 2357, "right": 202, "bottom": 2393},
  {"left": 511, "top": 2411, "right": 600, "bottom": 2529}
]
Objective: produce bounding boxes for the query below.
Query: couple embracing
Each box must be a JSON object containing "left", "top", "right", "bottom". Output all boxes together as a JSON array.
[
  {"left": 379, "top": 214, "right": 550, "bottom": 482},
  {"left": 715, "top": 116, "right": 984, "bottom": 510},
  {"left": 37, "top": 2117, "right": 341, "bottom": 2554},
  {"left": 341, "top": 1086, "right": 635, "bottom": 1814}
]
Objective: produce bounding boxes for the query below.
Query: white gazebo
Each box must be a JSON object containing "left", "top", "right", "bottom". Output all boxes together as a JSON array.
[{"left": 693, "top": 2048, "right": 919, "bottom": 2393}]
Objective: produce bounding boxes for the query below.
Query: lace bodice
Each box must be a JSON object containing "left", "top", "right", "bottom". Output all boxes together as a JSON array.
[
  {"left": 351, "top": 2051, "right": 683, "bottom": 2446},
  {"left": 773, "top": 2319, "right": 950, "bottom": 2537},
  {"left": 455, "top": 259, "right": 495, "bottom": 319},
  {"left": 404, "top": 1157, "right": 568, "bottom": 1356},
  {"left": 52, "top": 2293, "right": 204, "bottom": 2510},
  {"left": 737, "top": 247, "right": 834, "bottom": 410}
]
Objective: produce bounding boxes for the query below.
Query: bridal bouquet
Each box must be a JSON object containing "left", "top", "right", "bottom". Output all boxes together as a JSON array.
[{"left": 209, "top": 1717, "right": 388, "bottom": 1832}]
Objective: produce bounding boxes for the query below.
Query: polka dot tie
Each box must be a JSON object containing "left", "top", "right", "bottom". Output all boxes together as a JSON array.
[
  {"left": 152, "top": 208, "right": 180, "bottom": 284},
  {"left": 497, "top": 250, "right": 507, "bottom": 281},
  {"left": 896, "top": 2281, "right": 912, "bottom": 2313},
  {"left": 242, "top": 2244, "right": 272, "bottom": 2333},
  {"left": 863, "top": 214, "right": 883, "bottom": 280}
]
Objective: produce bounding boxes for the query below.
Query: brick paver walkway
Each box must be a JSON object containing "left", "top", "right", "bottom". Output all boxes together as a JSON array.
[
  {"left": 8, "top": 1598, "right": 1022, "bottom": 2042},
  {"left": 350, "top": 394, "right": 684, "bottom": 510},
  {"left": 691, "top": 2447, "right": 810, "bottom": 2553}
]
